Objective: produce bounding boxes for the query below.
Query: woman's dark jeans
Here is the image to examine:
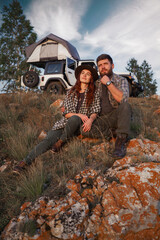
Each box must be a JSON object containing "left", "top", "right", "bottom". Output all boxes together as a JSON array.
[
  {"left": 24, "top": 115, "right": 82, "bottom": 165},
  {"left": 81, "top": 102, "right": 131, "bottom": 139}
]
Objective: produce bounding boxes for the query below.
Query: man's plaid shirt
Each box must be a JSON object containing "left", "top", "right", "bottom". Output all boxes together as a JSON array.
[
  {"left": 52, "top": 88, "right": 101, "bottom": 130},
  {"left": 98, "top": 73, "right": 129, "bottom": 108}
]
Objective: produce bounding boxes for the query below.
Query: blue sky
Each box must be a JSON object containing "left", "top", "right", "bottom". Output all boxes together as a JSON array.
[{"left": 0, "top": 0, "right": 160, "bottom": 94}]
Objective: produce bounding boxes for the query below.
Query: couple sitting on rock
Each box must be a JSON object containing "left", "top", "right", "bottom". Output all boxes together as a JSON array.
[{"left": 13, "top": 54, "right": 131, "bottom": 174}]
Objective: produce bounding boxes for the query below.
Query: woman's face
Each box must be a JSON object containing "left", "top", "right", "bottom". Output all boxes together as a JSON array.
[{"left": 80, "top": 69, "right": 92, "bottom": 84}]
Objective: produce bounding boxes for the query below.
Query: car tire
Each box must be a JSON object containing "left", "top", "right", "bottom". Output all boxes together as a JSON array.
[
  {"left": 23, "top": 71, "right": 39, "bottom": 88},
  {"left": 46, "top": 81, "right": 64, "bottom": 94}
]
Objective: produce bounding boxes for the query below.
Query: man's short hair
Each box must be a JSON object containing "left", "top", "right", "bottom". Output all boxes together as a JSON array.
[{"left": 96, "top": 54, "right": 113, "bottom": 64}]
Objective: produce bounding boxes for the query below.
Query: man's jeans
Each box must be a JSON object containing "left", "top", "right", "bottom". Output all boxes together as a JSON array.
[
  {"left": 81, "top": 102, "right": 131, "bottom": 139},
  {"left": 24, "top": 115, "right": 82, "bottom": 165}
]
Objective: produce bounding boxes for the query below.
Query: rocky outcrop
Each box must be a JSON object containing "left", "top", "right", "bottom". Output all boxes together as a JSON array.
[
  {"left": 50, "top": 98, "right": 63, "bottom": 109},
  {"left": 1, "top": 139, "right": 160, "bottom": 240},
  {"left": 151, "top": 94, "right": 160, "bottom": 101},
  {"left": 154, "top": 107, "right": 160, "bottom": 114}
]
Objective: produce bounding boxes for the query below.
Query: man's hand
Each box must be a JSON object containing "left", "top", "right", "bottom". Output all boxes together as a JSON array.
[
  {"left": 101, "top": 75, "right": 110, "bottom": 85},
  {"left": 100, "top": 75, "right": 123, "bottom": 102}
]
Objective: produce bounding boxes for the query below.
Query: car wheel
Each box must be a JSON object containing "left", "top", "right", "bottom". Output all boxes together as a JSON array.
[
  {"left": 23, "top": 71, "right": 39, "bottom": 88},
  {"left": 47, "top": 82, "right": 64, "bottom": 94}
]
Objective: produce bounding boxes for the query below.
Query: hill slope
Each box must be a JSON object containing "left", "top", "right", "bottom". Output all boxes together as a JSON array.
[{"left": 0, "top": 92, "right": 160, "bottom": 238}]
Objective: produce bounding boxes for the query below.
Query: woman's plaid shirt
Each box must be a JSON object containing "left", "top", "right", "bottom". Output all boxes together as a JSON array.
[{"left": 52, "top": 88, "right": 101, "bottom": 130}]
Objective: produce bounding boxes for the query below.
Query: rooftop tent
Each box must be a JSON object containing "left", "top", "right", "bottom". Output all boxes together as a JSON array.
[{"left": 25, "top": 33, "right": 80, "bottom": 67}]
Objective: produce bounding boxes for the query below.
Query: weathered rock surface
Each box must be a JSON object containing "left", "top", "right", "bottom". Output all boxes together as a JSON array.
[
  {"left": 1, "top": 139, "right": 160, "bottom": 240},
  {"left": 50, "top": 99, "right": 63, "bottom": 109},
  {"left": 151, "top": 94, "right": 160, "bottom": 101},
  {"left": 154, "top": 107, "right": 160, "bottom": 114}
]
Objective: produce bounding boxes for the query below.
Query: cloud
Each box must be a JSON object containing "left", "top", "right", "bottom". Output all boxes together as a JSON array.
[
  {"left": 79, "top": 0, "right": 160, "bottom": 93},
  {"left": 25, "top": 0, "right": 91, "bottom": 41},
  {"left": 81, "top": 0, "right": 160, "bottom": 56},
  {"left": 24, "top": 0, "right": 160, "bottom": 94}
]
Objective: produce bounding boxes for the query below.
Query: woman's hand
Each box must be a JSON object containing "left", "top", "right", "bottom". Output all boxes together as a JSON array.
[
  {"left": 65, "top": 113, "right": 88, "bottom": 122},
  {"left": 77, "top": 113, "right": 89, "bottom": 123},
  {"left": 82, "top": 119, "right": 93, "bottom": 132},
  {"left": 82, "top": 113, "right": 97, "bottom": 132}
]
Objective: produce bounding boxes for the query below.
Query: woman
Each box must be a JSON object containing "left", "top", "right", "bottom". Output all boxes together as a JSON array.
[{"left": 13, "top": 65, "right": 100, "bottom": 174}]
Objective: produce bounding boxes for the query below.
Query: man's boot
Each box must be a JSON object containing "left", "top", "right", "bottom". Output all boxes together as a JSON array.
[
  {"left": 51, "top": 139, "right": 64, "bottom": 153},
  {"left": 112, "top": 135, "right": 128, "bottom": 159}
]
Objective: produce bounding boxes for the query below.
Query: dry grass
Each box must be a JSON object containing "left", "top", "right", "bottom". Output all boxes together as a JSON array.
[
  {"left": 17, "top": 160, "right": 46, "bottom": 200},
  {"left": 129, "top": 97, "right": 160, "bottom": 140},
  {"left": 0, "top": 173, "right": 22, "bottom": 232}
]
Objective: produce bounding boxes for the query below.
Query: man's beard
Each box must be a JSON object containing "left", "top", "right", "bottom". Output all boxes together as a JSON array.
[{"left": 100, "top": 68, "right": 113, "bottom": 78}]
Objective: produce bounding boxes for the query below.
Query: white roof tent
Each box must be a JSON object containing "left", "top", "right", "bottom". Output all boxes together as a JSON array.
[{"left": 25, "top": 33, "right": 80, "bottom": 68}]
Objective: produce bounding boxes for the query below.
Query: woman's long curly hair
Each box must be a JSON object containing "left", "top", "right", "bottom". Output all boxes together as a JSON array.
[{"left": 69, "top": 72, "right": 96, "bottom": 107}]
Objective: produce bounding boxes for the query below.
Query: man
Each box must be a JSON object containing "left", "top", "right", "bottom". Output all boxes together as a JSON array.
[{"left": 82, "top": 54, "right": 131, "bottom": 159}]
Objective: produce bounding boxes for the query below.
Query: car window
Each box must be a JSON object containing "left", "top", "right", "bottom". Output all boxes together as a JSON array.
[
  {"left": 46, "top": 63, "right": 62, "bottom": 74},
  {"left": 67, "top": 58, "right": 76, "bottom": 70}
]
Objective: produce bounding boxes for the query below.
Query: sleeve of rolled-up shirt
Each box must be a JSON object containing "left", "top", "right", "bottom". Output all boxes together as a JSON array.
[
  {"left": 62, "top": 91, "right": 75, "bottom": 116},
  {"left": 62, "top": 91, "right": 71, "bottom": 116},
  {"left": 89, "top": 88, "right": 101, "bottom": 115},
  {"left": 120, "top": 77, "right": 129, "bottom": 103}
]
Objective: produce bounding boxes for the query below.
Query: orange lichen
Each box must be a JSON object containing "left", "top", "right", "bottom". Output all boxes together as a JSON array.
[
  {"left": 20, "top": 201, "right": 31, "bottom": 212},
  {"left": 66, "top": 179, "right": 81, "bottom": 192},
  {"left": 50, "top": 99, "right": 63, "bottom": 108},
  {"left": 112, "top": 223, "right": 122, "bottom": 233}
]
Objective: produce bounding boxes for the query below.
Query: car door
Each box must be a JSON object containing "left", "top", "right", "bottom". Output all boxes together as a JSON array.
[{"left": 65, "top": 57, "right": 77, "bottom": 85}]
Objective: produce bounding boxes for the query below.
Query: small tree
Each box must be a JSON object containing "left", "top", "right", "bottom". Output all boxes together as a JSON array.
[
  {"left": 140, "top": 60, "right": 157, "bottom": 96},
  {"left": 0, "top": 0, "right": 37, "bottom": 91},
  {"left": 126, "top": 58, "right": 157, "bottom": 97}
]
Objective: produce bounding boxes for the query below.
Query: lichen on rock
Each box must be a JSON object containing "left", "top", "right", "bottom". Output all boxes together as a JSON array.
[{"left": 1, "top": 139, "right": 160, "bottom": 240}]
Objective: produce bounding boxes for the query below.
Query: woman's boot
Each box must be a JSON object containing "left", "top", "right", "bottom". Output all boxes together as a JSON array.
[{"left": 51, "top": 139, "right": 64, "bottom": 153}]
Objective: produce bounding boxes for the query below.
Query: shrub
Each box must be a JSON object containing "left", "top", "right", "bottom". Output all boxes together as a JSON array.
[
  {"left": 17, "top": 161, "right": 46, "bottom": 200},
  {"left": 3, "top": 124, "right": 38, "bottom": 161}
]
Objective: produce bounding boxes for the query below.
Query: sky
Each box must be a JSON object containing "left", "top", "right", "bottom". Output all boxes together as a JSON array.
[{"left": 0, "top": 0, "right": 160, "bottom": 95}]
